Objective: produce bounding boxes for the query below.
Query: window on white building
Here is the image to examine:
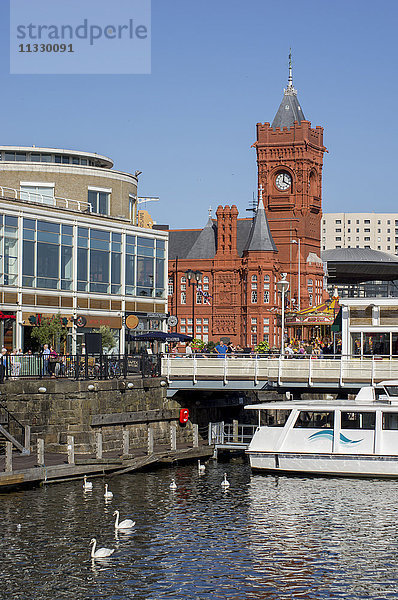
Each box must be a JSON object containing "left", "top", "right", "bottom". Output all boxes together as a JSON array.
[
  {"left": 21, "top": 183, "right": 55, "bottom": 206},
  {"left": 88, "top": 188, "right": 110, "bottom": 215}
]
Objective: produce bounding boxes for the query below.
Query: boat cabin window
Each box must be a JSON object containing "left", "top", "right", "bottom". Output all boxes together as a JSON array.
[
  {"left": 341, "top": 412, "right": 375, "bottom": 430},
  {"left": 382, "top": 413, "right": 398, "bottom": 430},
  {"left": 263, "top": 410, "right": 291, "bottom": 427},
  {"left": 294, "top": 411, "right": 334, "bottom": 429},
  {"left": 383, "top": 386, "right": 398, "bottom": 398}
]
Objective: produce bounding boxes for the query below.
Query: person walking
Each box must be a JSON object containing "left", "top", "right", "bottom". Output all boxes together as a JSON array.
[{"left": 185, "top": 342, "right": 193, "bottom": 357}]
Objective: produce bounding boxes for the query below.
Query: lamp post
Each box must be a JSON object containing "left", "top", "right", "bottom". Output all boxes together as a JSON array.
[
  {"left": 184, "top": 269, "right": 203, "bottom": 339},
  {"left": 291, "top": 238, "right": 301, "bottom": 311},
  {"left": 277, "top": 273, "right": 290, "bottom": 356}
]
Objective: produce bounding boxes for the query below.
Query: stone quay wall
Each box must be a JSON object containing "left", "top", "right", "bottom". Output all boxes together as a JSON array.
[{"left": 1, "top": 377, "right": 192, "bottom": 454}]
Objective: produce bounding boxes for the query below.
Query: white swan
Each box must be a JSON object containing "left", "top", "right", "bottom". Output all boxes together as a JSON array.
[
  {"left": 83, "top": 475, "right": 93, "bottom": 491},
  {"left": 198, "top": 460, "right": 205, "bottom": 473},
  {"left": 104, "top": 484, "right": 113, "bottom": 499},
  {"left": 113, "top": 510, "right": 135, "bottom": 530},
  {"left": 90, "top": 538, "right": 114, "bottom": 559},
  {"left": 169, "top": 478, "right": 177, "bottom": 490},
  {"left": 221, "top": 473, "right": 230, "bottom": 489}
]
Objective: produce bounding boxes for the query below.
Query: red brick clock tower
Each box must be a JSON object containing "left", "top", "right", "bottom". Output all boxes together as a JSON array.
[{"left": 253, "top": 54, "right": 327, "bottom": 308}]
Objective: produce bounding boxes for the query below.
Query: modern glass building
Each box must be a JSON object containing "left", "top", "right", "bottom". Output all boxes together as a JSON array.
[{"left": 0, "top": 146, "right": 168, "bottom": 352}]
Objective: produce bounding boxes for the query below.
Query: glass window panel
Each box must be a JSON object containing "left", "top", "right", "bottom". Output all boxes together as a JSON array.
[
  {"left": 61, "top": 235, "right": 73, "bottom": 246},
  {"left": 90, "top": 250, "right": 109, "bottom": 283},
  {"left": 341, "top": 412, "right": 375, "bottom": 430},
  {"left": 5, "top": 152, "right": 15, "bottom": 160},
  {"left": 61, "top": 246, "right": 73, "bottom": 280},
  {"left": 137, "top": 237, "right": 154, "bottom": 248},
  {"left": 156, "top": 249, "right": 165, "bottom": 258},
  {"left": 383, "top": 413, "right": 398, "bottom": 430},
  {"left": 78, "top": 227, "right": 88, "bottom": 237},
  {"left": 111, "top": 252, "right": 121, "bottom": 284},
  {"left": 72, "top": 157, "right": 79, "bottom": 165},
  {"left": 40, "top": 154, "right": 51, "bottom": 162},
  {"left": 126, "top": 244, "right": 135, "bottom": 254},
  {"left": 125, "top": 254, "right": 135, "bottom": 286},
  {"left": 77, "top": 281, "right": 87, "bottom": 292},
  {"left": 61, "top": 280, "right": 72, "bottom": 290},
  {"left": 37, "top": 220, "right": 59, "bottom": 233},
  {"left": 55, "top": 155, "right": 62, "bottom": 163},
  {"left": 23, "top": 229, "right": 35, "bottom": 241},
  {"left": 90, "top": 238, "right": 109, "bottom": 251},
  {"left": 62, "top": 224, "right": 73, "bottom": 235},
  {"left": 5, "top": 216, "right": 18, "bottom": 227},
  {"left": 294, "top": 411, "right": 334, "bottom": 429},
  {"left": 78, "top": 237, "right": 88, "bottom": 248},
  {"left": 137, "top": 246, "right": 154, "bottom": 257},
  {"left": 37, "top": 242, "right": 59, "bottom": 279},
  {"left": 62, "top": 156, "right": 70, "bottom": 164},
  {"left": 23, "top": 240, "right": 35, "bottom": 275},
  {"left": 80, "top": 158, "right": 87, "bottom": 165},
  {"left": 30, "top": 153, "right": 41, "bottom": 161},
  {"left": 37, "top": 277, "right": 58, "bottom": 289},
  {"left": 112, "top": 242, "right": 121, "bottom": 252},
  {"left": 88, "top": 190, "right": 97, "bottom": 213},
  {"left": 137, "top": 256, "right": 154, "bottom": 287},
  {"left": 23, "top": 218, "right": 36, "bottom": 229},
  {"left": 126, "top": 235, "right": 136, "bottom": 245},
  {"left": 112, "top": 232, "right": 122, "bottom": 242},
  {"left": 77, "top": 248, "right": 88, "bottom": 282},
  {"left": 156, "top": 258, "right": 164, "bottom": 289},
  {"left": 111, "top": 284, "right": 121, "bottom": 295},
  {"left": 90, "top": 229, "right": 109, "bottom": 241},
  {"left": 99, "top": 192, "right": 108, "bottom": 214},
  {"left": 156, "top": 239, "right": 165, "bottom": 250},
  {"left": 22, "top": 276, "right": 35, "bottom": 287},
  {"left": 37, "top": 231, "right": 59, "bottom": 244}
]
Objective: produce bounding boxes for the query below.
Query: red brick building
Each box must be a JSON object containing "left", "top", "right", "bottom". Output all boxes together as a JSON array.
[{"left": 168, "top": 59, "right": 326, "bottom": 348}]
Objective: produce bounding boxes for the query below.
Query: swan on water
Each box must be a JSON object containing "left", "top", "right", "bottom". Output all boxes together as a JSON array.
[
  {"left": 104, "top": 484, "right": 113, "bottom": 499},
  {"left": 113, "top": 510, "right": 135, "bottom": 529},
  {"left": 169, "top": 478, "right": 177, "bottom": 490},
  {"left": 90, "top": 538, "right": 114, "bottom": 559},
  {"left": 198, "top": 460, "right": 205, "bottom": 473},
  {"left": 221, "top": 473, "right": 230, "bottom": 488},
  {"left": 83, "top": 475, "right": 93, "bottom": 491}
]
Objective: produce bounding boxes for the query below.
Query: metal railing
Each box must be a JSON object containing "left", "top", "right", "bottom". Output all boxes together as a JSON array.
[
  {"left": 163, "top": 353, "right": 398, "bottom": 388},
  {"left": 0, "top": 185, "right": 92, "bottom": 213},
  {"left": 1, "top": 353, "right": 162, "bottom": 381},
  {"left": 208, "top": 421, "right": 257, "bottom": 446},
  {"left": 0, "top": 401, "right": 29, "bottom": 453}
]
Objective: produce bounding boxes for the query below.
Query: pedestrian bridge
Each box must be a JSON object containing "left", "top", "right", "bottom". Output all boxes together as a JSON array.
[{"left": 162, "top": 354, "right": 398, "bottom": 395}]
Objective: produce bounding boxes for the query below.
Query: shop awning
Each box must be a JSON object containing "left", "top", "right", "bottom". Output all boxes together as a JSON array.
[{"left": 128, "top": 331, "right": 193, "bottom": 342}]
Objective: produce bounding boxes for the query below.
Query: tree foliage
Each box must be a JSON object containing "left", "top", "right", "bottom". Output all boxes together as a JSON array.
[
  {"left": 30, "top": 315, "right": 68, "bottom": 348},
  {"left": 93, "top": 325, "right": 117, "bottom": 352}
]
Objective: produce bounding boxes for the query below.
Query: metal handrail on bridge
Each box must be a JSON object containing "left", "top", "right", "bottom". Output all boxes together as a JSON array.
[{"left": 163, "top": 353, "right": 398, "bottom": 388}]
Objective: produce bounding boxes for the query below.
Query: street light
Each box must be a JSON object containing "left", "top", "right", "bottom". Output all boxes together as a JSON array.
[
  {"left": 291, "top": 238, "right": 301, "bottom": 311},
  {"left": 277, "top": 273, "right": 290, "bottom": 356},
  {"left": 184, "top": 269, "right": 203, "bottom": 339}
]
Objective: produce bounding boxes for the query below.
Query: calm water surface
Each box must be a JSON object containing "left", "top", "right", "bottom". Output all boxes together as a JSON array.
[{"left": 1, "top": 461, "right": 398, "bottom": 599}]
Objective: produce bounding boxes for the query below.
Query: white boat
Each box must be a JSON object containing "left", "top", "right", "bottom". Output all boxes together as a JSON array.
[{"left": 245, "top": 380, "right": 398, "bottom": 478}]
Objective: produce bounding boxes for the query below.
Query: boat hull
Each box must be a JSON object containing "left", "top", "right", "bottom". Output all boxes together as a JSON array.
[{"left": 247, "top": 451, "right": 398, "bottom": 478}]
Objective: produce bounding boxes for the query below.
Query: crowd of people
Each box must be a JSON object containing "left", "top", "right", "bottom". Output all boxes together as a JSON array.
[{"left": 0, "top": 344, "right": 67, "bottom": 383}]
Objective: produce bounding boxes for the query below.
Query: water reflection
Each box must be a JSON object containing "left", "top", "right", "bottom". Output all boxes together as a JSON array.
[{"left": 1, "top": 463, "right": 398, "bottom": 598}]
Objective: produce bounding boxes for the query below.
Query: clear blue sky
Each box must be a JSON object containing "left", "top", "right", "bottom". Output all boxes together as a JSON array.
[{"left": 0, "top": 0, "right": 397, "bottom": 228}]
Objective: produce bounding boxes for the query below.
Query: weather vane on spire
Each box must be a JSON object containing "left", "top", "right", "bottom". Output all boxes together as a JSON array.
[{"left": 284, "top": 48, "right": 297, "bottom": 96}]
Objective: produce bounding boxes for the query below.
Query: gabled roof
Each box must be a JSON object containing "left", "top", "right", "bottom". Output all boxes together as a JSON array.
[
  {"left": 185, "top": 216, "right": 217, "bottom": 260},
  {"left": 243, "top": 195, "right": 277, "bottom": 253}
]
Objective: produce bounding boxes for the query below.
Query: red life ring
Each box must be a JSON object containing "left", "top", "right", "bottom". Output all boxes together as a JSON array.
[{"left": 179, "top": 409, "right": 189, "bottom": 424}]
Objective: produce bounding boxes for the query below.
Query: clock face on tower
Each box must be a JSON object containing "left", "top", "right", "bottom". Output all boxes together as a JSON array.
[{"left": 275, "top": 171, "right": 292, "bottom": 191}]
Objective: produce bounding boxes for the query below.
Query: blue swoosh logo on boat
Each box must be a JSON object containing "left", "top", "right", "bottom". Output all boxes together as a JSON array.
[{"left": 308, "top": 431, "right": 363, "bottom": 445}]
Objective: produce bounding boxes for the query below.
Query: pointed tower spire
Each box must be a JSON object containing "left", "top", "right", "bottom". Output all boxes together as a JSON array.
[
  {"left": 243, "top": 186, "right": 277, "bottom": 253},
  {"left": 271, "top": 50, "right": 306, "bottom": 129}
]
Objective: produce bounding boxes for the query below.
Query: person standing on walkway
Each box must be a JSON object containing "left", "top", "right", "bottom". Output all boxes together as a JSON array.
[
  {"left": 215, "top": 340, "right": 228, "bottom": 357},
  {"left": 42, "top": 344, "right": 50, "bottom": 375},
  {"left": 0, "top": 348, "right": 7, "bottom": 384},
  {"left": 185, "top": 342, "right": 193, "bottom": 357}
]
